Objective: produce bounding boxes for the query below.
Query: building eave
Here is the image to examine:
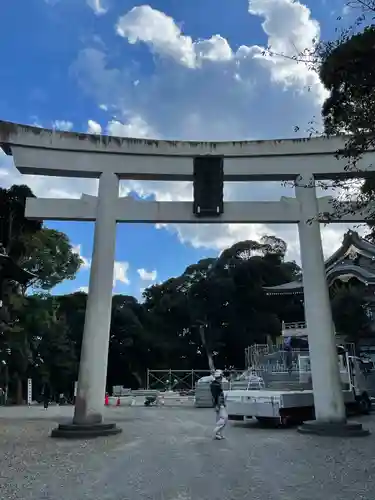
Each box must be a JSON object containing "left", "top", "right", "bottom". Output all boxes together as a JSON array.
[{"left": 264, "top": 231, "right": 375, "bottom": 295}]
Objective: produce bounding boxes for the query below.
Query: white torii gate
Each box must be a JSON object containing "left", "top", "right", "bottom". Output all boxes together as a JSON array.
[{"left": 1, "top": 121, "right": 374, "bottom": 438}]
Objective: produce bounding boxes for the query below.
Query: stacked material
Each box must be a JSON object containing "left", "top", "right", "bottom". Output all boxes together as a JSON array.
[
  {"left": 112, "top": 386, "right": 132, "bottom": 397},
  {"left": 194, "top": 375, "right": 229, "bottom": 408}
]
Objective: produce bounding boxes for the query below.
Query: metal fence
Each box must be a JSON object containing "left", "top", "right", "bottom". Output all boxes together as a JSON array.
[
  {"left": 146, "top": 369, "right": 245, "bottom": 391},
  {"left": 146, "top": 369, "right": 212, "bottom": 391}
]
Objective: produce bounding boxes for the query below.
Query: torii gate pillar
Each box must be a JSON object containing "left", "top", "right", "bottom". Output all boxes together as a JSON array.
[
  {"left": 295, "top": 176, "right": 368, "bottom": 436},
  {"left": 52, "top": 172, "right": 122, "bottom": 438}
]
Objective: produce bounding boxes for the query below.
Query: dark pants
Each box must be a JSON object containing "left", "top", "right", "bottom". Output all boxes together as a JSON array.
[{"left": 43, "top": 397, "right": 49, "bottom": 409}]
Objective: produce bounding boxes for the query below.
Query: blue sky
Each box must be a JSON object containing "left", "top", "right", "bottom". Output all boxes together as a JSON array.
[{"left": 0, "top": 0, "right": 355, "bottom": 299}]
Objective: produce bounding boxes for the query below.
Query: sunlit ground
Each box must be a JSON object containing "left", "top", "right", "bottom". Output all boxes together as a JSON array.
[{"left": 0, "top": 405, "right": 374, "bottom": 500}]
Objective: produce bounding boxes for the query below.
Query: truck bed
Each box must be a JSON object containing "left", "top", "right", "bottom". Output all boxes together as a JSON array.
[{"left": 225, "top": 389, "right": 355, "bottom": 419}]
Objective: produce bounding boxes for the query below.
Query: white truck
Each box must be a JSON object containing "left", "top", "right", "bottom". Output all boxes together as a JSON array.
[{"left": 225, "top": 345, "right": 375, "bottom": 426}]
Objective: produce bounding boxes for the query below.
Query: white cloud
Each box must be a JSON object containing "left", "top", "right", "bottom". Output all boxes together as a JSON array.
[
  {"left": 116, "top": 6, "right": 235, "bottom": 69},
  {"left": 117, "top": 6, "right": 237, "bottom": 71},
  {"left": 44, "top": 0, "right": 109, "bottom": 15},
  {"left": 72, "top": 1, "right": 327, "bottom": 146},
  {"left": 2, "top": 1, "right": 359, "bottom": 265},
  {"left": 72, "top": 255, "right": 130, "bottom": 290},
  {"left": 107, "top": 116, "right": 157, "bottom": 138},
  {"left": 116, "top": 5, "right": 197, "bottom": 68},
  {"left": 77, "top": 286, "right": 89, "bottom": 293},
  {"left": 113, "top": 261, "right": 130, "bottom": 287},
  {"left": 71, "top": 0, "right": 333, "bottom": 256},
  {"left": 72, "top": 244, "right": 91, "bottom": 269},
  {"left": 137, "top": 268, "right": 157, "bottom": 281},
  {"left": 159, "top": 220, "right": 360, "bottom": 265},
  {"left": 87, "top": 119, "right": 102, "bottom": 134},
  {"left": 52, "top": 120, "right": 74, "bottom": 131},
  {"left": 247, "top": 0, "right": 328, "bottom": 103},
  {"left": 87, "top": 0, "right": 107, "bottom": 16},
  {"left": 74, "top": 257, "right": 131, "bottom": 289},
  {"left": 31, "top": 119, "right": 43, "bottom": 128},
  {"left": 115, "top": 2, "right": 326, "bottom": 103}
]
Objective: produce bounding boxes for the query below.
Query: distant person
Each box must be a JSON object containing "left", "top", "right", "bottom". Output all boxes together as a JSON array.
[
  {"left": 284, "top": 336, "right": 292, "bottom": 351},
  {"left": 210, "top": 370, "right": 227, "bottom": 440},
  {"left": 43, "top": 384, "right": 50, "bottom": 409},
  {"left": 284, "top": 336, "right": 293, "bottom": 372}
]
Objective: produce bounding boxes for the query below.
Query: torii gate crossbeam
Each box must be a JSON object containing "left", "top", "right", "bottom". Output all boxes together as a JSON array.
[{"left": 25, "top": 195, "right": 375, "bottom": 224}]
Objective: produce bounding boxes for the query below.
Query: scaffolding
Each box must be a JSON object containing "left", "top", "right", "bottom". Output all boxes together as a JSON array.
[
  {"left": 242, "top": 342, "right": 356, "bottom": 392},
  {"left": 146, "top": 369, "right": 212, "bottom": 391}
]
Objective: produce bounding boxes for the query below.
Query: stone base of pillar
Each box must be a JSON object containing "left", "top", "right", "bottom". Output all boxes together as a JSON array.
[
  {"left": 50, "top": 422, "right": 122, "bottom": 439},
  {"left": 298, "top": 420, "right": 370, "bottom": 437}
]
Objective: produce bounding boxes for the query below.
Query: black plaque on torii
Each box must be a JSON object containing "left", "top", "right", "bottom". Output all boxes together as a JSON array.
[{"left": 193, "top": 156, "right": 224, "bottom": 217}]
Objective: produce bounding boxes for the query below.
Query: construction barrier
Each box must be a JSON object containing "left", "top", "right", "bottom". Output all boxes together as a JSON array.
[{"left": 104, "top": 391, "right": 195, "bottom": 407}]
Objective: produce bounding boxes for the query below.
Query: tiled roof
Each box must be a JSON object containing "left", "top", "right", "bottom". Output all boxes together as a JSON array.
[{"left": 263, "top": 231, "right": 375, "bottom": 295}]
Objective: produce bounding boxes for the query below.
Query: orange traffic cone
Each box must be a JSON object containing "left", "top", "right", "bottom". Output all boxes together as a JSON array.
[
  {"left": 105, "top": 394, "right": 109, "bottom": 406},
  {"left": 116, "top": 396, "right": 120, "bottom": 407}
]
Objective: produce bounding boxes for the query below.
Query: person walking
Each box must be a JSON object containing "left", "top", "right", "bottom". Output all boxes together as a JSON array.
[{"left": 210, "top": 369, "right": 228, "bottom": 440}]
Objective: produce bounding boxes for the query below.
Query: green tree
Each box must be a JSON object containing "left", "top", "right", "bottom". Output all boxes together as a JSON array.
[
  {"left": 1, "top": 292, "right": 31, "bottom": 404},
  {"left": 187, "top": 238, "right": 301, "bottom": 368},
  {"left": 56, "top": 292, "right": 88, "bottom": 362},
  {"left": 107, "top": 295, "right": 153, "bottom": 389},
  {"left": 0, "top": 185, "right": 41, "bottom": 260},
  {"left": 320, "top": 23, "right": 375, "bottom": 156},
  {"left": 143, "top": 276, "right": 193, "bottom": 368},
  {"left": 0, "top": 185, "right": 83, "bottom": 402},
  {"left": 1, "top": 185, "right": 82, "bottom": 291},
  {"left": 19, "top": 228, "right": 83, "bottom": 290},
  {"left": 188, "top": 269, "right": 234, "bottom": 369},
  {"left": 20, "top": 295, "right": 77, "bottom": 399}
]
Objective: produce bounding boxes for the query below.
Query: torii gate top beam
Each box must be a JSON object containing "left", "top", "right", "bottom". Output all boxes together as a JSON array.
[{"left": 1, "top": 121, "right": 375, "bottom": 181}]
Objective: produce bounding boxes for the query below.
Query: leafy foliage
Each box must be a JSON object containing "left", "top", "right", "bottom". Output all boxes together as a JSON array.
[
  {"left": 19, "top": 228, "right": 83, "bottom": 290},
  {"left": 320, "top": 26, "right": 375, "bottom": 156},
  {"left": 316, "top": 13, "right": 375, "bottom": 232},
  {"left": 0, "top": 185, "right": 82, "bottom": 401},
  {"left": 0, "top": 185, "right": 41, "bottom": 260}
]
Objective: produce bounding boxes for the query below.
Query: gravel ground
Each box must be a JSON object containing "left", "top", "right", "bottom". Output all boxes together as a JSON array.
[{"left": 0, "top": 405, "right": 374, "bottom": 500}]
